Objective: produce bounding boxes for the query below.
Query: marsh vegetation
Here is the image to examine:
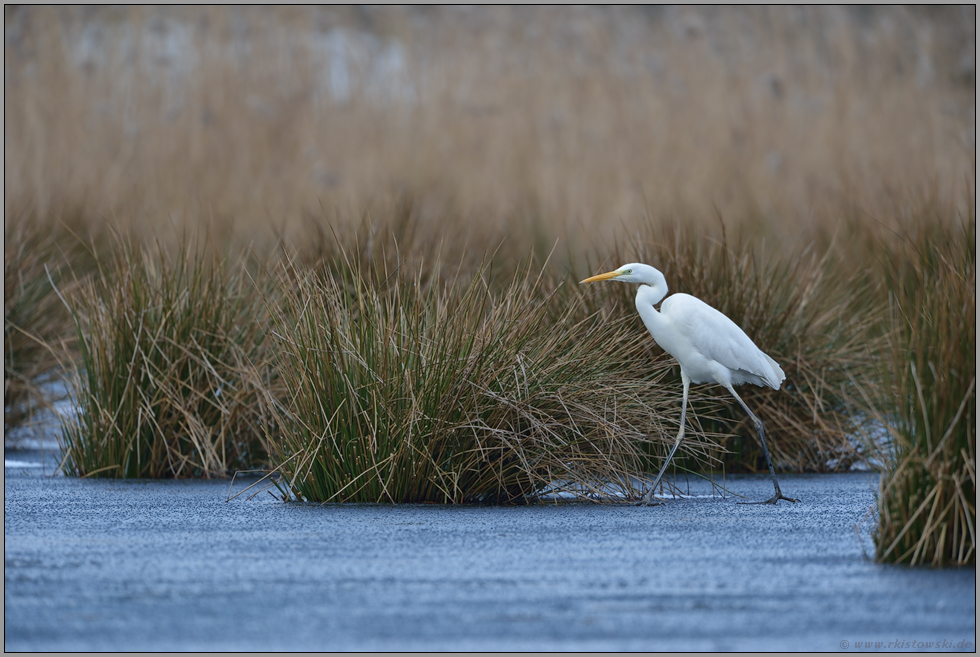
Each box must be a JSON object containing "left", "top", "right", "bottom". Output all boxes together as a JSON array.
[{"left": 4, "top": 6, "right": 974, "bottom": 564}]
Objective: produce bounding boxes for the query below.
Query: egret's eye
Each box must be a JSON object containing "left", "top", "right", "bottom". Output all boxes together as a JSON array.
[{"left": 625, "top": 269, "right": 632, "bottom": 274}]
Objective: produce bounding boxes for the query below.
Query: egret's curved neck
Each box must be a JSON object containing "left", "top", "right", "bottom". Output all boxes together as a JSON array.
[
  {"left": 636, "top": 283, "right": 666, "bottom": 308},
  {"left": 634, "top": 282, "right": 669, "bottom": 339}
]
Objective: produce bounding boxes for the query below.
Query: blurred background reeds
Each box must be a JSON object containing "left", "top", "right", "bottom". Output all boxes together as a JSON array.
[
  {"left": 5, "top": 6, "right": 974, "bottom": 246},
  {"left": 4, "top": 6, "right": 975, "bottom": 563}
]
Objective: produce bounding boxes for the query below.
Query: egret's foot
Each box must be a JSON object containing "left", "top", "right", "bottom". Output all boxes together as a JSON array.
[
  {"left": 737, "top": 484, "right": 799, "bottom": 505},
  {"left": 634, "top": 491, "right": 664, "bottom": 506},
  {"left": 738, "top": 492, "right": 799, "bottom": 505}
]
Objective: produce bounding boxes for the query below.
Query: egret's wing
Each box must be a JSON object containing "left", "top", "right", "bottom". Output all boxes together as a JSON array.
[{"left": 663, "top": 294, "right": 784, "bottom": 388}]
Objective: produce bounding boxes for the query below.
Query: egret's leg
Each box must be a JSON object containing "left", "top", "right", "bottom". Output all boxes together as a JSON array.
[
  {"left": 726, "top": 386, "right": 799, "bottom": 504},
  {"left": 639, "top": 372, "right": 691, "bottom": 506}
]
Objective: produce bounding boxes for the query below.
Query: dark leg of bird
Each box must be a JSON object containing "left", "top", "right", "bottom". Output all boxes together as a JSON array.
[
  {"left": 638, "top": 435, "right": 680, "bottom": 506},
  {"left": 727, "top": 386, "right": 799, "bottom": 505},
  {"left": 639, "top": 373, "right": 691, "bottom": 506}
]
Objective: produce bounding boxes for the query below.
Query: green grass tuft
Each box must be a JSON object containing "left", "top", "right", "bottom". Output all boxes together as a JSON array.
[
  {"left": 58, "top": 237, "right": 273, "bottom": 478},
  {"left": 873, "top": 212, "right": 976, "bottom": 566}
]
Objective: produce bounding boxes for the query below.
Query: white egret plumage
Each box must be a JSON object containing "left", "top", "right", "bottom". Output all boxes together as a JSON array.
[{"left": 580, "top": 262, "right": 798, "bottom": 506}]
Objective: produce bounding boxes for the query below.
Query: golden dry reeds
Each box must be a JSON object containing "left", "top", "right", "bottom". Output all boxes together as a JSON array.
[
  {"left": 4, "top": 6, "right": 974, "bottom": 250},
  {"left": 4, "top": 215, "right": 65, "bottom": 432}
]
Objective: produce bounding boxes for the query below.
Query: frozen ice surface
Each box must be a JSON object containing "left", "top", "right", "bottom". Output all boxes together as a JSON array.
[{"left": 4, "top": 452, "right": 975, "bottom": 652}]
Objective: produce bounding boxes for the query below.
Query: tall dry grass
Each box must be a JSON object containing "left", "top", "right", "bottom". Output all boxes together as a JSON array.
[
  {"left": 5, "top": 6, "right": 974, "bottom": 251},
  {"left": 4, "top": 211, "right": 100, "bottom": 435},
  {"left": 5, "top": 215, "right": 66, "bottom": 432}
]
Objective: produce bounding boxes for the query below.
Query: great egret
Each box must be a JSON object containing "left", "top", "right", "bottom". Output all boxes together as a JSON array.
[{"left": 580, "top": 262, "right": 798, "bottom": 506}]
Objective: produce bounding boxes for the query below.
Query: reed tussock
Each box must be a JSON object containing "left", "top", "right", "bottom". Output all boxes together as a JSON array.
[
  {"left": 266, "top": 247, "right": 699, "bottom": 503},
  {"left": 58, "top": 238, "right": 272, "bottom": 477},
  {"left": 4, "top": 212, "right": 97, "bottom": 435},
  {"left": 871, "top": 211, "right": 976, "bottom": 566}
]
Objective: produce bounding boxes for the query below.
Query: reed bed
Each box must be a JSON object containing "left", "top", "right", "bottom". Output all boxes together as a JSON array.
[{"left": 5, "top": 6, "right": 973, "bottom": 247}]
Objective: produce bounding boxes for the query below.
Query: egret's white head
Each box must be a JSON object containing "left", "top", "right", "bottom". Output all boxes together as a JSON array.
[{"left": 579, "top": 263, "right": 662, "bottom": 285}]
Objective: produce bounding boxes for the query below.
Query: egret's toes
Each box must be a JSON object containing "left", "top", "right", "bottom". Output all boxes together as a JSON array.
[{"left": 738, "top": 493, "right": 799, "bottom": 505}]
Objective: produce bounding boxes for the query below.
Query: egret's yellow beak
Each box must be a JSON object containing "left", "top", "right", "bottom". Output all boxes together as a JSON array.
[{"left": 579, "top": 270, "right": 622, "bottom": 284}]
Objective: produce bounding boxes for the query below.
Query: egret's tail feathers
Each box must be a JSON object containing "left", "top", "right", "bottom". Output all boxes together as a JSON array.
[{"left": 763, "top": 353, "right": 785, "bottom": 389}]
